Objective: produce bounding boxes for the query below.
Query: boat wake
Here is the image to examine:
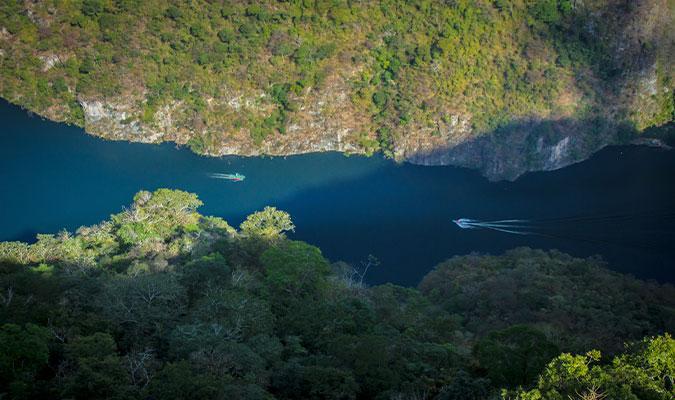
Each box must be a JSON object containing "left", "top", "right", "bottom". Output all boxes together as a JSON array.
[
  {"left": 208, "top": 172, "right": 245, "bottom": 181},
  {"left": 452, "top": 211, "right": 675, "bottom": 249}
]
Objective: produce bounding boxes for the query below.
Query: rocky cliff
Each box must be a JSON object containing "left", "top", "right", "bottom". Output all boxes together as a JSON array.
[
  {"left": 1, "top": 0, "right": 672, "bottom": 180},
  {"left": 75, "top": 94, "right": 647, "bottom": 181}
]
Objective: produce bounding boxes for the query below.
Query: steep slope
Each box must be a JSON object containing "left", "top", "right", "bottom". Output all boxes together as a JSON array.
[{"left": 0, "top": 0, "right": 672, "bottom": 179}]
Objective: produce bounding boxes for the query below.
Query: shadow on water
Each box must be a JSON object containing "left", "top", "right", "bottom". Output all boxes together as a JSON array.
[
  {"left": 404, "top": 0, "right": 671, "bottom": 182},
  {"left": 1, "top": 99, "right": 674, "bottom": 286},
  {"left": 270, "top": 144, "right": 675, "bottom": 286},
  {"left": 405, "top": 117, "right": 640, "bottom": 181}
]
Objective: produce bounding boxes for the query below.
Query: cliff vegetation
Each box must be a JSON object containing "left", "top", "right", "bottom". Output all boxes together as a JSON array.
[{"left": 0, "top": 0, "right": 672, "bottom": 179}]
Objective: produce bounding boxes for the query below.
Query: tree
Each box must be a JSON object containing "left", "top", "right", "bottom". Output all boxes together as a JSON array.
[
  {"left": 78, "top": 57, "right": 95, "bottom": 74},
  {"left": 81, "top": 0, "right": 103, "bottom": 17},
  {"left": 0, "top": 323, "right": 50, "bottom": 398},
  {"left": 510, "top": 334, "right": 675, "bottom": 400},
  {"left": 419, "top": 248, "right": 675, "bottom": 355},
  {"left": 101, "top": 273, "right": 186, "bottom": 347},
  {"left": 260, "top": 241, "right": 330, "bottom": 296},
  {"left": 112, "top": 189, "right": 202, "bottom": 246},
  {"left": 436, "top": 370, "right": 490, "bottom": 400},
  {"left": 218, "top": 28, "right": 235, "bottom": 43},
  {"left": 272, "top": 362, "right": 358, "bottom": 400},
  {"left": 529, "top": 0, "right": 560, "bottom": 24},
  {"left": 474, "top": 325, "right": 559, "bottom": 388},
  {"left": 240, "top": 206, "right": 295, "bottom": 239},
  {"left": 191, "top": 287, "right": 274, "bottom": 339},
  {"left": 147, "top": 361, "right": 222, "bottom": 400},
  {"left": 0, "top": 242, "right": 32, "bottom": 264},
  {"left": 169, "top": 325, "right": 266, "bottom": 378},
  {"left": 372, "top": 90, "right": 388, "bottom": 109},
  {"left": 165, "top": 6, "right": 182, "bottom": 20},
  {"left": 61, "top": 333, "right": 131, "bottom": 399},
  {"left": 180, "top": 253, "right": 231, "bottom": 304}
]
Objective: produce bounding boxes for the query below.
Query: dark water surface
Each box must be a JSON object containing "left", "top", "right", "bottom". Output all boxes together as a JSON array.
[{"left": 1, "top": 100, "right": 674, "bottom": 285}]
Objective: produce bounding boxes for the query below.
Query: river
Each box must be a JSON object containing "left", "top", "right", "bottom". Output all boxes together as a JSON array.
[{"left": 1, "top": 99, "right": 674, "bottom": 285}]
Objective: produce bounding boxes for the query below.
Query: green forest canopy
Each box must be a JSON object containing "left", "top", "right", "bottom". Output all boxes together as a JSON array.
[{"left": 0, "top": 189, "right": 673, "bottom": 399}]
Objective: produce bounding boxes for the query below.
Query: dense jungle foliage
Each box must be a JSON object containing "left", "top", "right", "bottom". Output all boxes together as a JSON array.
[
  {"left": 0, "top": 0, "right": 672, "bottom": 154},
  {"left": 1, "top": 189, "right": 673, "bottom": 399}
]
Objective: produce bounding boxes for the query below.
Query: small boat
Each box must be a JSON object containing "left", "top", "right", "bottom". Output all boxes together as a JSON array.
[
  {"left": 209, "top": 172, "right": 245, "bottom": 182},
  {"left": 452, "top": 218, "right": 475, "bottom": 229}
]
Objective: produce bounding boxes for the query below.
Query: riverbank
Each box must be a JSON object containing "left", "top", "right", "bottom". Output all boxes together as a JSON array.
[
  {"left": 1, "top": 1, "right": 671, "bottom": 180},
  {"left": 9, "top": 96, "right": 671, "bottom": 181},
  {"left": 2, "top": 99, "right": 675, "bottom": 285}
]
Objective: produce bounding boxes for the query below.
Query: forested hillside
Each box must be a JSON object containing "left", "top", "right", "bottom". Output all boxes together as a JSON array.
[
  {"left": 0, "top": 0, "right": 672, "bottom": 179},
  {"left": 1, "top": 189, "right": 673, "bottom": 399}
]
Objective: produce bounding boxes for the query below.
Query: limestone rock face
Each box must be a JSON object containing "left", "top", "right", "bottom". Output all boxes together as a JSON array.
[
  {"left": 0, "top": 0, "right": 671, "bottom": 181},
  {"left": 69, "top": 55, "right": 665, "bottom": 181},
  {"left": 77, "top": 91, "right": 628, "bottom": 181},
  {"left": 402, "top": 119, "right": 620, "bottom": 181},
  {"left": 80, "top": 100, "right": 154, "bottom": 142},
  {"left": 76, "top": 69, "right": 375, "bottom": 159}
]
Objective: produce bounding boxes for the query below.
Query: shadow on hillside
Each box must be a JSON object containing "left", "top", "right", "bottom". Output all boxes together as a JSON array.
[
  {"left": 403, "top": 0, "right": 671, "bottom": 181},
  {"left": 403, "top": 117, "right": 639, "bottom": 181},
  {"left": 542, "top": 0, "right": 667, "bottom": 92}
]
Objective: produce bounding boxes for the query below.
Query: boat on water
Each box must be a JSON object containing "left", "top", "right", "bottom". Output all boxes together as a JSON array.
[
  {"left": 452, "top": 218, "right": 476, "bottom": 229},
  {"left": 209, "top": 172, "right": 245, "bottom": 182}
]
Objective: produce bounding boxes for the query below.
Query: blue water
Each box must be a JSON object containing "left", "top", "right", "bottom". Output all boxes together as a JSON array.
[{"left": 1, "top": 99, "right": 674, "bottom": 285}]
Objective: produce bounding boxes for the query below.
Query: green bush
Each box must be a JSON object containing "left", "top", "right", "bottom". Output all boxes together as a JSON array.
[
  {"left": 81, "top": 0, "right": 104, "bottom": 17},
  {"left": 165, "top": 6, "right": 182, "bottom": 20}
]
